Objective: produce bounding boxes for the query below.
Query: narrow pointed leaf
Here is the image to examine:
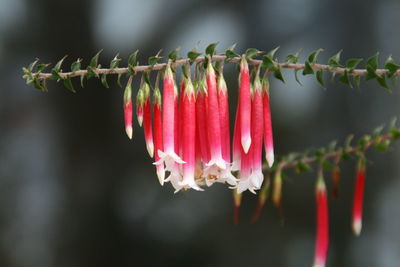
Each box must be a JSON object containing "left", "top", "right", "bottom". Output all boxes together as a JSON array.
[{"left": 63, "top": 77, "right": 76, "bottom": 93}]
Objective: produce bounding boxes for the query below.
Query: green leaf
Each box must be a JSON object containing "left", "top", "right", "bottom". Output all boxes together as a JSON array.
[
  {"left": 390, "top": 128, "right": 400, "bottom": 140},
  {"left": 302, "top": 61, "right": 314, "bottom": 75},
  {"left": 245, "top": 48, "right": 259, "bottom": 60},
  {"left": 51, "top": 55, "right": 67, "bottom": 80},
  {"left": 63, "top": 77, "right": 76, "bottom": 93},
  {"left": 28, "top": 58, "right": 39, "bottom": 72},
  {"left": 328, "top": 140, "right": 337, "bottom": 152},
  {"left": 308, "top": 48, "right": 323, "bottom": 64},
  {"left": 101, "top": 74, "right": 109, "bottom": 88},
  {"left": 358, "top": 135, "right": 371, "bottom": 149},
  {"left": 294, "top": 69, "right": 302, "bottom": 85},
  {"left": 328, "top": 50, "right": 342, "bottom": 68},
  {"left": 168, "top": 47, "right": 181, "bottom": 61},
  {"left": 128, "top": 50, "right": 139, "bottom": 67},
  {"left": 384, "top": 55, "right": 400, "bottom": 77},
  {"left": 322, "top": 160, "right": 334, "bottom": 171},
  {"left": 148, "top": 49, "right": 163, "bottom": 66},
  {"left": 354, "top": 75, "right": 361, "bottom": 88},
  {"left": 205, "top": 42, "right": 218, "bottom": 56},
  {"left": 365, "top": 53, "right": 379, "bottom": 80},
  {"left": 71, "top": 59, "right": 82, "bottom": 72},
  {"left": 375, "top": 139, "right": 391, "bottom": 152},
  {"left": 86, "top": 66, "right": 98, "bottom": 79},
  {"left": 80, "top": 75, "right": 85, "bottom": 88},
  {"left": 261, "top": 55, "right": 276, "bottom": 69},
  {"left": 296, "top": 161, "right": 311, "bottom": 173},
  {"left": 188, "top": 50, "right": 201, "bottom": 64},
  {"left": 376, "top": 74, "right": 391, "bottom": 91},
  {"left": 110, "top": 54, "right": 121, "bottom": 69},
  {"left": 372, "top": 125, "right": 384, "bottom": 138},
  {"left": 345, "top": 58, "right": 363, "bottom": 72},
  {"left": 274, "top": 67, "right": 285, "bottom": 83},
  {"left": 225, "top": 49, "right": 239, "bottom": 62},
  {"left": 344, "top": 134, "right": 354, "bottom": 148},
  {"left": 35, "top": 63, "right": 50, "bottom": 73},
  {"left": 117, "top": 73, "right": 123, "bottom": 88},
  {"left": 339, "top": 70, "right": 352, "bottom": 87},
  {"left": 285, "top": 52, "right": 299, "bottom": 64},
  {"left": 267, "top": 46, "right": 280, "bottom": 59},
  {"left": 89, "top": 50, "right": 103, "bottom": 68},
  {"left": 33, "top": 78, "right": 45, "bottom": 92},
  {"left": 316, "top": 69, "right": 325, "bottom": 87}
]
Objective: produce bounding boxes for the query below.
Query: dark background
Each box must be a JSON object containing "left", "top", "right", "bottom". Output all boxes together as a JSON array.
[{"left": 1, "top": 0, "right": 400, "bottom": 266}]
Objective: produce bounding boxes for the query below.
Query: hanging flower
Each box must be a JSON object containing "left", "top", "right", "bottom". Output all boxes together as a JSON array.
[
  {"left": 262, "top": 76, "right": 274, "bottom": 167},
  {"left": 153, "top": 86, "right": 165, "bottom": 185},
  {"left": 142, "top": 81, "right": 154, "bottom": 158},
  {"left": 136, "top": 86, "right": 144, "bottom": 127},
  {"left": 313, "top": 174, "right": 329, "bottom": 267},
  {"left": 203, "top": 60, "right": 227, "bottom": 185},
  {"left": 352, "top": 156, "right": 366, "bottom": 236},
  {"left": 154, "top": 64, "right": 184, "bottom": 171},
  {"left": 239, "top": 56, "right": 252, "bottom": 154},
  {"left": 123, "top": 77, "right": 133, "bottom": 139}
]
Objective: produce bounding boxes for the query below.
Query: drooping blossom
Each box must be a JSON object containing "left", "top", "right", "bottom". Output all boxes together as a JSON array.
[
  {"left": 217, "top": 71, "right": 238, "bottom": 186},
  {"left": 142, "top": 81, "right": 154, "bottom": 158},
  {"left": 179, "top": 78, "right": 203, "bottom": 191},
  {"left": 153, "top": 86, "right": 165, "bottom": 185},
  {"left": 352, "top": 157, "right": 366, "bottom": 236},
  {"left": 203, "top": 60, "right": 227, "bottom": 185},
  {"left": 136, "top": 86, "right": 144, "bottom": 127},
  {"left": 123, "top": 78, "right": 133, "bottom": 139},
  {"left": 262, "top": 77, "right": 274, "bottom": 167},
  {"left": 249, "top": 74, "right": 264, "bottom": 190},
  {"left": 154, "top": 64, "right": 184, "bottom": 171},
  {"left": 239, "top": 56, "right": 252, "bottom": 154},
  {"left": 313, "top": 175, "right": 329, "bottom": 267}
]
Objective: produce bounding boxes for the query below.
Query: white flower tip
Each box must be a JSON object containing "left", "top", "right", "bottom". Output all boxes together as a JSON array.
[
  {"left": 156, "top": 166, "right": 165, "bottom": 186},
  {"left": 137, "top": 116, "right": 143, "bottom": 127},
  {"left": 353, "top": 219, "right": 362, "bottom": 236},
  {"left": 241, "top": 137, "right": 252, "bottom": 154},
  {"left": 179, "top": 180, "right": 204, "bottom": 191},
  {"left": 266, "top": 150, "right": 274, "bottom": 167},
  {"left": 312, "top": 263, "right": 325, "bottom": 267},
  {"left": 125, "top": 126, "right": 133, "bottom": 139},
  {"left": 146, "top": 142, "right": 154, "bottom": 158}
]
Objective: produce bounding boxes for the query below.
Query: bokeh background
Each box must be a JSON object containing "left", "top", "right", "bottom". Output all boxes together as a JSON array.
[{"left": 1, "top": 0, "right": 400, "bottom": 266}]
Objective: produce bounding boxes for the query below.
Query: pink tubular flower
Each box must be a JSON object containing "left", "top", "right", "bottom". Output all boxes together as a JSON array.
[
  {"left": 249, "top": 75, "right": 264, "bottom": 190},
  {"left": 153, "top": 87, "right": 165, "bottom": 185},
  {"left": 195, "top": 83, "right": 211, "bottom": 164},
  {"left": 352, "top": 158, "right": 366, "bottom": 236},
  {"left": 123, "top": 79, "right": 133, "bottom": 139},
  {"left": 136, "top": 87, "right": 144, "bottom": 127},
  {"left": 313, "top": 176, "right": 329, "bottom": 267},
  {"left": 142, "top": 82, "right": 154, "bottom": 158},
  {"left": 239, "top": 57, "right": 252, "bottom": 154},
  {"left": 237, "top": 139, "right": 254, "bottom": 193},
  {"left": 231, "top": 99, "right": 241, "bottom": 171},
  {"left": 217, "top": 72, "right": 238, "bottom": 186},
  {"left": 204, "top": 61, "right": 227, "bottom": 184},
  {"left": 179, "top": 78, "right": 202, "bottom": 191},
  {"left": 262, "top": 77, "right": 274, "bottom": 167},
  {"left": 154, "top": 64, "right": 184, "bottom": 171}
]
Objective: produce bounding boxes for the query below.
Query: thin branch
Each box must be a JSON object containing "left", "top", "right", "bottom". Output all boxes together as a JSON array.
[
  {"left": 263, "top": 132, "right": 394, "bottom": 172},
  {"left": 34, "top": 55, "right": 400, "bottom": 80}
]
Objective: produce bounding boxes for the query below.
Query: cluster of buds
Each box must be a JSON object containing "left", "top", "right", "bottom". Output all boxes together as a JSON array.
[{"left": 123, "top": 56, "right": 274, "bottom": 193}]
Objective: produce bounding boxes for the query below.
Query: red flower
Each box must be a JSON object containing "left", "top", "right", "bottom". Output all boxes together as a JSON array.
[
  {"left": 352, "top": 158, "right": 366, "bottom": 236},
  {"left": 313, "top": 176, "right": 329, "bottom": 267}
]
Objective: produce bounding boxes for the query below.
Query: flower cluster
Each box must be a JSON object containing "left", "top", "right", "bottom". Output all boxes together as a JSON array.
[{"left": 124, "top": 56, "right": 274, "bottom": 193}]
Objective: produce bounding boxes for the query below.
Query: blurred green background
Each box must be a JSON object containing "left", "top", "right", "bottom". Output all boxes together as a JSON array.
[{"left": 1, "top": 0, "right": 400, "bottom": 266}]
